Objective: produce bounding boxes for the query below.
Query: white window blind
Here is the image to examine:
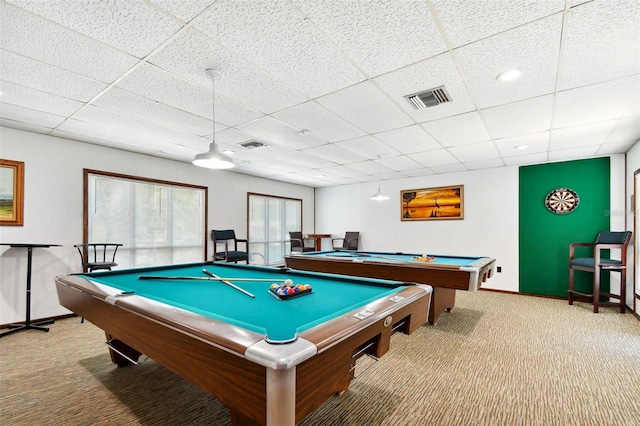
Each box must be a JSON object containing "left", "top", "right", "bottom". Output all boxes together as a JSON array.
[
  {"left": 86, "top": 170, "right": 207, "bottom": 268},
  {"left": 248, "top": 193, "right": 302, "bottom": 265}
]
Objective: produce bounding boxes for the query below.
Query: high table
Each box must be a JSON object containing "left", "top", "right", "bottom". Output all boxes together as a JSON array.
[
  {"left": 304, "top": 233, "right": 332, "bottom": 251},
  {"left": 285, "top": 250, "right": 496, "bottom": 325},
  {"left": 0, "top": 243, "right": 61, "bottom": 338}
]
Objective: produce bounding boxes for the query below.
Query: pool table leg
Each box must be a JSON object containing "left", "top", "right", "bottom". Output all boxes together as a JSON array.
[
  {"left": 429, "top": 287, "right": 456, "bottom": 325},
  {"left": 266, "top": 367, "right": 296, "bottom": 426}
]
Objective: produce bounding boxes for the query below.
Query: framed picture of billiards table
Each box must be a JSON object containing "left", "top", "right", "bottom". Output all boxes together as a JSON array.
[{"left": 401, "top": 185, "right": 464, "bottom": 221}]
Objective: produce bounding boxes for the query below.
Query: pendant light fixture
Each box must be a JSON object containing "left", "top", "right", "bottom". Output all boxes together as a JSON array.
[
  {"left": 370, "top": 155, "right": 389, "bottom": 201},
  {"left": 192, "top": 69, "right": 235, "bottom": 169}
]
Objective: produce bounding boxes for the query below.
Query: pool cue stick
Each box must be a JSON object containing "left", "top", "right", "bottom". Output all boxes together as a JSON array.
[
  {"left": 138, "top": 276, "right": 283, "bottom": 282},
  {"left": 202, "top": 269, "right": 255, "bottom": 298}
]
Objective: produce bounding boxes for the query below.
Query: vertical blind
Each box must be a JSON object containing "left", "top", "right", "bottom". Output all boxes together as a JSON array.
[
  {"left": 248, "top": 193, "right": 302, "bottom": 265},
  {"left": 86, "top": 171, "right": 207, "bottom": 268}
]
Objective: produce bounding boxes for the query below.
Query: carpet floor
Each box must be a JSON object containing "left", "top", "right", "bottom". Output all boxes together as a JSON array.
[{"left": 1, "top": 291, "right": 639, "bottom": 425}]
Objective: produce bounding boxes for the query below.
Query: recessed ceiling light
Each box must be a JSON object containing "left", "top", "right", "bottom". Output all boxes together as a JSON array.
[
  {"left": 299, "top": 129, "right": 310, "bottom": 136},
  {"left": 222, "top": 149, "right": 235, "bottom": 155},
  {"left": 497, "top": 69, "right": 522, "bottom": 82},
  {"left": 515, "top": 145, "right": 529, "bottom": 150}
]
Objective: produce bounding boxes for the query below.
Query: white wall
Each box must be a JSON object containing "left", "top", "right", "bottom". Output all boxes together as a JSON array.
[
  {"left": 0, "top": 127, "right": 315, "bottom": 324},
  {"left": 316, "top": 166, "right": 520, "bottom": 292},
  {"left": 626, "top": 140, "right": 640, "bottom": 314},
  {"left": 316, "top": 156, "right": 628, "bottom": 295}
]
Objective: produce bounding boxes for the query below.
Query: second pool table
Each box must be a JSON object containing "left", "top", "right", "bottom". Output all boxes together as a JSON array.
[
  {"left": 55, "top": 261, "right": 432, "bottom": 426},
  {"left": 285, "top": 250, "right": 496, "bottom": 325}
]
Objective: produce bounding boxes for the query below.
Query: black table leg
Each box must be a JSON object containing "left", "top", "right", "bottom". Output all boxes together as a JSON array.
[{"left": 0, "top": 246, "right": 56, "bottom": 338}]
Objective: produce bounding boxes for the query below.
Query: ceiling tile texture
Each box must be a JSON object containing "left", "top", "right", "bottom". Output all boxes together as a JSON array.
[{"left": 1, "top": 0, "right": 638, "bottom": 187}]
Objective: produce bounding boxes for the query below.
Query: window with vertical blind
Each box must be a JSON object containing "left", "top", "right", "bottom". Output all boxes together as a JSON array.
[
  {"left": 84, "top": 169, "right": 207, "bottom": 268},
  {"left": 248, "top": 192, "right": 302, "bottom": 266}
]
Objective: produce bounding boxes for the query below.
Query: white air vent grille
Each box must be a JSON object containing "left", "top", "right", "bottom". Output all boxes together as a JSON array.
[
  {"left": 404, "top": 86, "right": 452, "bottom": 110},
  {"left": 239, "top": 140, "right": 270, "bottom": 150}
]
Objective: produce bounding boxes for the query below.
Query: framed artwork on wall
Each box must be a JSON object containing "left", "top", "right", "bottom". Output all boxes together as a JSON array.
[
  {"left": 0, "top": 159, "right": 24, "bottom": 226},
  {"left": 401, "top": 185, "right": 464, "bottom": 221}
]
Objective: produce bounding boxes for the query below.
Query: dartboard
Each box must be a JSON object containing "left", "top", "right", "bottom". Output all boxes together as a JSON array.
[{"left": 545, "top": 188, "right": 579, "bottom": 214}]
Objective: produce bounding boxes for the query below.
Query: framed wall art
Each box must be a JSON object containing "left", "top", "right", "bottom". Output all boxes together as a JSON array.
[
  {"left": 401, "top": 185, "right": 464, "bottom": 221},
  {"left": 0, "top": 159, "right": 24, "bottom": 226}
]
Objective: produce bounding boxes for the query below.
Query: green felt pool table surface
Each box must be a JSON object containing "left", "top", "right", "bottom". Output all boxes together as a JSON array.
[{"left": 81, "top": 262, "right": 410, "bottom": 342}]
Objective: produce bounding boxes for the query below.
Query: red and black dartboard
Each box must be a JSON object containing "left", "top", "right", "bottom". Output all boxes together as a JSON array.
[{"left": 545, "top": 188, "right": 579, "bottom": 214}]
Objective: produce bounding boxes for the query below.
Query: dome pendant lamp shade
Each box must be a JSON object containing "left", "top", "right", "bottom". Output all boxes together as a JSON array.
[
  {"left": 370, "top": 155, "right": 389, "bottom": 201},
  {"left": 192, "top": 69, "right": 234, "bottom": 169}
]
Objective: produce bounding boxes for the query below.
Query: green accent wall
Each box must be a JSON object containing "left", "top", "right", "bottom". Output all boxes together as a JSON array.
[{"left": 519, "top": 158, "right": 610, "bottom": 297}]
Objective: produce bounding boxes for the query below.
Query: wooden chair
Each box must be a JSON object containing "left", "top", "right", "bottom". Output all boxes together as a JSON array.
[
  {"left": 212, "top": 230, "right": 249, "bottom": 263},
  {"left": 74, "top": 243, "right": 122, "bottom": 272},
  {"left": 289, "top": 232, "right": 315, "bottom": 253},
  {"left": 332, "top": 232, "right": 359, "bottom": 251},
  {"left": 568, "top": 231, "right": 631, "bottom": 313}
]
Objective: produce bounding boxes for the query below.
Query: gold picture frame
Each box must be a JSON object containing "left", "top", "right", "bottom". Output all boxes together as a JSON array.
[
  {"left": 401, "top": 185, "right": 464, "bottom": 221},
  {"left": 0, "top": 159, "right": 25, "bottom": 226}
]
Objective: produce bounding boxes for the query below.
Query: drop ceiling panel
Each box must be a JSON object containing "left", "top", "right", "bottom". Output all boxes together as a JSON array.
[
  {"left": 303, "top": 144, "right": 366, "bottom": 164},
  {"left": 317, "top": 164, "right": 366, "bottom": 178},
  {"left": 236, "top": 117, "right": 326, "bottom": 150},
  {"left": 448, "top": 141, "right": 500, "bottom": 162},
  {"left": 479, "top": 95, "right": 554, "bottom": 139},
  {"left": 429, "top": 163, "right": 468, "bottom": 174},
  {"left": 150, "top": 0, "right": 215, "bottom": 23},
  {"left": 0, "top": 50, "right": 108, "bottom": 102},
  {"left": 598, "top": 140, "right": 637, "bottom": 154},
  {"left": 605, "top": 115, "right": 640, "bottom": 144},
  {"left": 402, "top": 168, "right": 436, "bottom": 178},
  {"left": 292, "top": 0, "right": 446, "bottom": 77},
  {"left": 335, "top": 135, "right": 401, "bottom": 159},
  {"left": 374, "top": 125, "right": 442, "bottom": 154},
  {"left": 503, "top": 152, "right": 549, "bottom": 166},
  {"left": 0, "top": 118, "right": 53, "bottom": 134},
  {"left": 1, "top": 3, "right": 139, "bottom": 83},
  {"left": 149, "top": 29, "right": 308, "bottom": 115},
  {"left": 494, "top": 132, "right": 550, "bottom": 157},
  {"left": 93, "top": 87, "right": 212, "bottom": 136},
  {"left": 71, "top": 105, "right": 196, "bottom": 145},
  {"left": 558, "top": 0, "right": 640, "bottom": 90},
  {"left": 463, "top": 158, "right": 505, "bottom": 170},
  {"left": 554, "top": 75, "right": 640, "bottom": 128},
  {"left": 275, "top": 151, "right": 336, "bottom": 169},
  {"left": 421, "top": 112, "right": 491, "bottom": 147},
  {"left": 431, "top": 0, "right": 565, "bottom": 48},
  {"left": 192, "top": 0, "right": 364, "bottom": 98},
  {"left": 379, "top": 155, "right": 424, "bottom": 171},
  {"left": 317, "top": 81, "right": 413, "bottom": 134},
  {"left": 0, "top": 103, "right": 66, "bottom": 128},
  {"left": 375, "top": 53, "right": 476, "bottom": 122},
  {"left": 550, "top": 121, "right": 617, "bottom": 150},
  {"left": 345, "top": 159, "right": 393, "bottom": 175},
  {"left": 409, "top": 149, "right": 459, "bottom": 168},
  {"left": 548, "top": 146, "right": 600, "bottom": 161},
  {"left": 454, "top": 14, "right": 563, "bottom": 109},
  {"left": 0, "top": 80, "right": 84, "bottom": 116},
  {"left": 6, "top": 0, "right": 182, "bottom": 58},
  {"left": 271, "top": 101, "right": 365, "bottom": 143}
]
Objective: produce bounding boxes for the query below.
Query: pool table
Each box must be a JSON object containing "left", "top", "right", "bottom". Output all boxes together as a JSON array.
[
  {"left": 284, "top": 251, "right": 496, "bottom": 325},
  {"left": 55, "top": 262, "right": 431, "bottom": 426}
]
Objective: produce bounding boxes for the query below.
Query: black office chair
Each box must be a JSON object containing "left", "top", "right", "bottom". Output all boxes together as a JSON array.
[
  {"left": 74, "top": 243, "right": 122, "bottom": 272},
  {"left": 212, "top": 230, "right": 249, "bottom": 264},
  {"left": 568, "top": 231, "right": 631, "bottom": 313},
  {"left": 289, "top": 231, "right": 315, "bottom": 253},
  {"left": 332, "top": 232, "right": 359, "bottom": 251}
]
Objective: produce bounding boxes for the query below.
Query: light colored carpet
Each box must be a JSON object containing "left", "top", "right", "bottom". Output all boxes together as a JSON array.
[{"left": 1, "top": 291, "right": 639, "bottom": 425}]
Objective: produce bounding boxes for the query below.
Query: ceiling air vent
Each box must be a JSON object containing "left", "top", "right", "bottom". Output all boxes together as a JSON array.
[
  {"left": 238, "top": 140, "right": 270, "bottom": 150},
  {"left": 404, "top": 86, "right": 452, "bottom": 110}
]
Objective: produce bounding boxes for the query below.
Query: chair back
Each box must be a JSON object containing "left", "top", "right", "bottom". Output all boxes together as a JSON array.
[
  {"left": 212, "top": 229, "right": 236, "bottom": 242},
  {"left": 74, "top": 243, "right": 122, "bottom": 272},
  {"left": 211, "top": 229, "right": 249, "bottom": 263},
  {"left": 289, "top": 231, "right": 303, "bottom": 250},
  {"left": 339, "top": 231, "right": 359, "bottom": 250},
  {"left": 595, "top": 231, "right": 632, "bottom": 245}
]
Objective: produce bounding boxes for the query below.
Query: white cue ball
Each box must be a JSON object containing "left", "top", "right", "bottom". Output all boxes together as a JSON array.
[{"left": 284, "top": 279, "right": 294, "bottom": 287}]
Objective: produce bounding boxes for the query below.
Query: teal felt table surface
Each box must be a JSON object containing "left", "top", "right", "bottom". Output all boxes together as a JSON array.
[
  {"left": 306, "top": 250, "right": 484, "bottom": 266},
  {"left": 80, "top": 262, "right": 408, "bottom": 343}
]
